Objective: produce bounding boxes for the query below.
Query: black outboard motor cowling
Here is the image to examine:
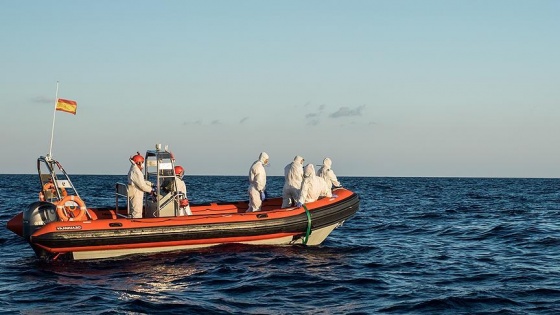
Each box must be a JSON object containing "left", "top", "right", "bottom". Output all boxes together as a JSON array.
[{"left": 22, "top": 201, "right": 58, "bottom": 241}]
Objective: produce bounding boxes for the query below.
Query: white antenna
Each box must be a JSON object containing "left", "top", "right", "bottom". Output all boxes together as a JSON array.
[{"left": 48, "top": 81, "right": 59, "bottom": 158}]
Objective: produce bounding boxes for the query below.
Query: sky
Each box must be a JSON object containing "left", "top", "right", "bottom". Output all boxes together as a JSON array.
[{"left": 1, "top": 0, "right": 559, "bottom": 177}]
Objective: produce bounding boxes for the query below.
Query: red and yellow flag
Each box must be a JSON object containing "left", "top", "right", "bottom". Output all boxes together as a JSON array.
[{"left": 56, "top": 98, "right": 77, "bottom": 115}]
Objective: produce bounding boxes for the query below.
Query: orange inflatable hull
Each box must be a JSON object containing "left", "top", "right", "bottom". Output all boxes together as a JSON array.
[{"left": 7, "top": 188, "right": 359, "bottom": 260}]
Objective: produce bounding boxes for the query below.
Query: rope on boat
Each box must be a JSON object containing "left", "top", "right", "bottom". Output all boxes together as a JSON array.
[{"left": 302, "top": 204, "right": 312, "bottom": 245}]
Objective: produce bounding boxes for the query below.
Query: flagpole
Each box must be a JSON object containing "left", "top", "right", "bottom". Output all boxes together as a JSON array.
[{"left": 48, "top": 81, "right": 59, "bottom": 159}]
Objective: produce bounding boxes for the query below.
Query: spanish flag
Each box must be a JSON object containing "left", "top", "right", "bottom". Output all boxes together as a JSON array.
[{"left": 56, "top": 98, "right": 77, "bottom": 115}]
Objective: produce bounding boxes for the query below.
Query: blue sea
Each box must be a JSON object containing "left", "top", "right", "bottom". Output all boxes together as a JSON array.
[{"left": 1, "top": 175, "right": 560, "bottom": 314}]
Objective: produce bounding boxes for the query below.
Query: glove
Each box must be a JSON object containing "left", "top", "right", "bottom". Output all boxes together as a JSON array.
[
  {"left": 296, "top": 202, "right": 303, "bottom": 208},
  {"left": 260, "top": 191, "right": 266, "bottom": 201},
  {"left": 331, "top": 194, "right": 338, "bottom": 198},
  {"left": 179, "top": 199, "right": 189, "bottom": 208}
]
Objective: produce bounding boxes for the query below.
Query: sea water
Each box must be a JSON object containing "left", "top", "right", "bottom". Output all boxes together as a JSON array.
[{"left": 1, "top": 175, "right": 559, "bottom": 314}]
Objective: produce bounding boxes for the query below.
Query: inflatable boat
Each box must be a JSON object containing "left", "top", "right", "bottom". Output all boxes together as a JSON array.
[{"left": 6, "top": 147, "right": 360, "bottom": 261}]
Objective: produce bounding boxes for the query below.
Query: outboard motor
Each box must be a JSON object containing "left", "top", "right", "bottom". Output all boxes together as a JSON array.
[{"left": 22, "top": 201, "right": 58, "bottom": 241}]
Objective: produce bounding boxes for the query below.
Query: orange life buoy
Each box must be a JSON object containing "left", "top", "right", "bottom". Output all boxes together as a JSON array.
[
  {"left": 40, "top": 182, "right": 67, "bottom": 201},
  {"left": 56, "top": 195, "right": 88, "bottom": 221}
]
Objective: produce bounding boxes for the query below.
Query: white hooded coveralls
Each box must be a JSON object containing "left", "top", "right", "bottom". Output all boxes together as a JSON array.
[
  {"left": 298, "top": 164, "right": 332, "bottom": 205},
  {"left": 282, "top": 155, "right": 304, "bottom": 208},
  {"left": 166, "top": 176, "right": 192, "bottom": 216},
  {"left": 127, "top": 163, "right": 152, "bottom": 218},
  {"left": 248, "top": 152, "right": 268, "bottom": 212},
  {"left": 316, "top": 158, "right": 341, "bottom": 190}
]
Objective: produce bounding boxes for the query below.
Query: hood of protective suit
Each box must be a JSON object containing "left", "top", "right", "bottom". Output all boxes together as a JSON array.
[
  {"left": 303, "top": 164, "right": 315, "bottom": 178},
  {"left": 259, "top": 152, "right": 269, "bottom": 164},
  {"left": 322, "top": 158, "right": 332, "bottom": 169},
  {"left": 294, "top": 155, "right": 304, "bottom": 164}
]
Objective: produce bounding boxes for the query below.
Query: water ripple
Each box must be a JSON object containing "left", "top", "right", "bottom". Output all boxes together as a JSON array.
[{"left": 1, "top": 176, "right": 560, "bottom": 313}]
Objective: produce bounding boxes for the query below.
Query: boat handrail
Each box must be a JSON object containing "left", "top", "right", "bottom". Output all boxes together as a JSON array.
[{"left": 115, "top": 182, "right": 129, "bottom": 217}]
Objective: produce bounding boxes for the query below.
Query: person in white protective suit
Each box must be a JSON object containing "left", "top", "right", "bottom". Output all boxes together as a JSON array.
[
  {"left": 316, "top": 157, "right": 341, "bottom": 190},
  {"left": 247, "top": 152, "right": 269, "bottom": 212},
  {"left": 127, "top": 152, "right": 153, "bottom": 218},
  {"left": 281, "top": 155, "right": 305, "bottom": 208},
  {"left": 296, "top": 164, "right": 333, "bottom": 207},
  {"left": 172, "top": 165, "right": 192, "bottom": 216}
]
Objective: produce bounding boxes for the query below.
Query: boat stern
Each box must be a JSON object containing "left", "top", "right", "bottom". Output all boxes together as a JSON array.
[
  {"left": 7, "top": 212, "right": 24, "bottom": 237},
  {"left": 6, "top": 202, "right": 59, "bottom": 240}
]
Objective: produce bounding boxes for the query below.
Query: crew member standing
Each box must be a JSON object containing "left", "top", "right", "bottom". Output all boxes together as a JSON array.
[
  {"left": 247, "top": 152, "right": 269, "bottom": 212},
  {"left": 127, "top": 152, "right": 153, "bottom": 218},
  {"left": 297, "top": 164, "right": 332, "bottom": 207},
  {"left": 317, "top": 157, "right": 341, "bottom": 190},
  {"left": 172, "top": 165, "right": 192, "bottom": 216},
  {"left": 282, "top": 155, "right": 304, "bottom": 208}
]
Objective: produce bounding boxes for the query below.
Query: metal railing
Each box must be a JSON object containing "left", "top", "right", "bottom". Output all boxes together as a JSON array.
[{"left": 115, "top": 183, "right": 130, "bottom": 218}]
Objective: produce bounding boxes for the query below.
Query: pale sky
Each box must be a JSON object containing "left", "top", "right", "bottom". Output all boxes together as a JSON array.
[{"left": 1, "top": 0, "right": 559, "bottom": 177}]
